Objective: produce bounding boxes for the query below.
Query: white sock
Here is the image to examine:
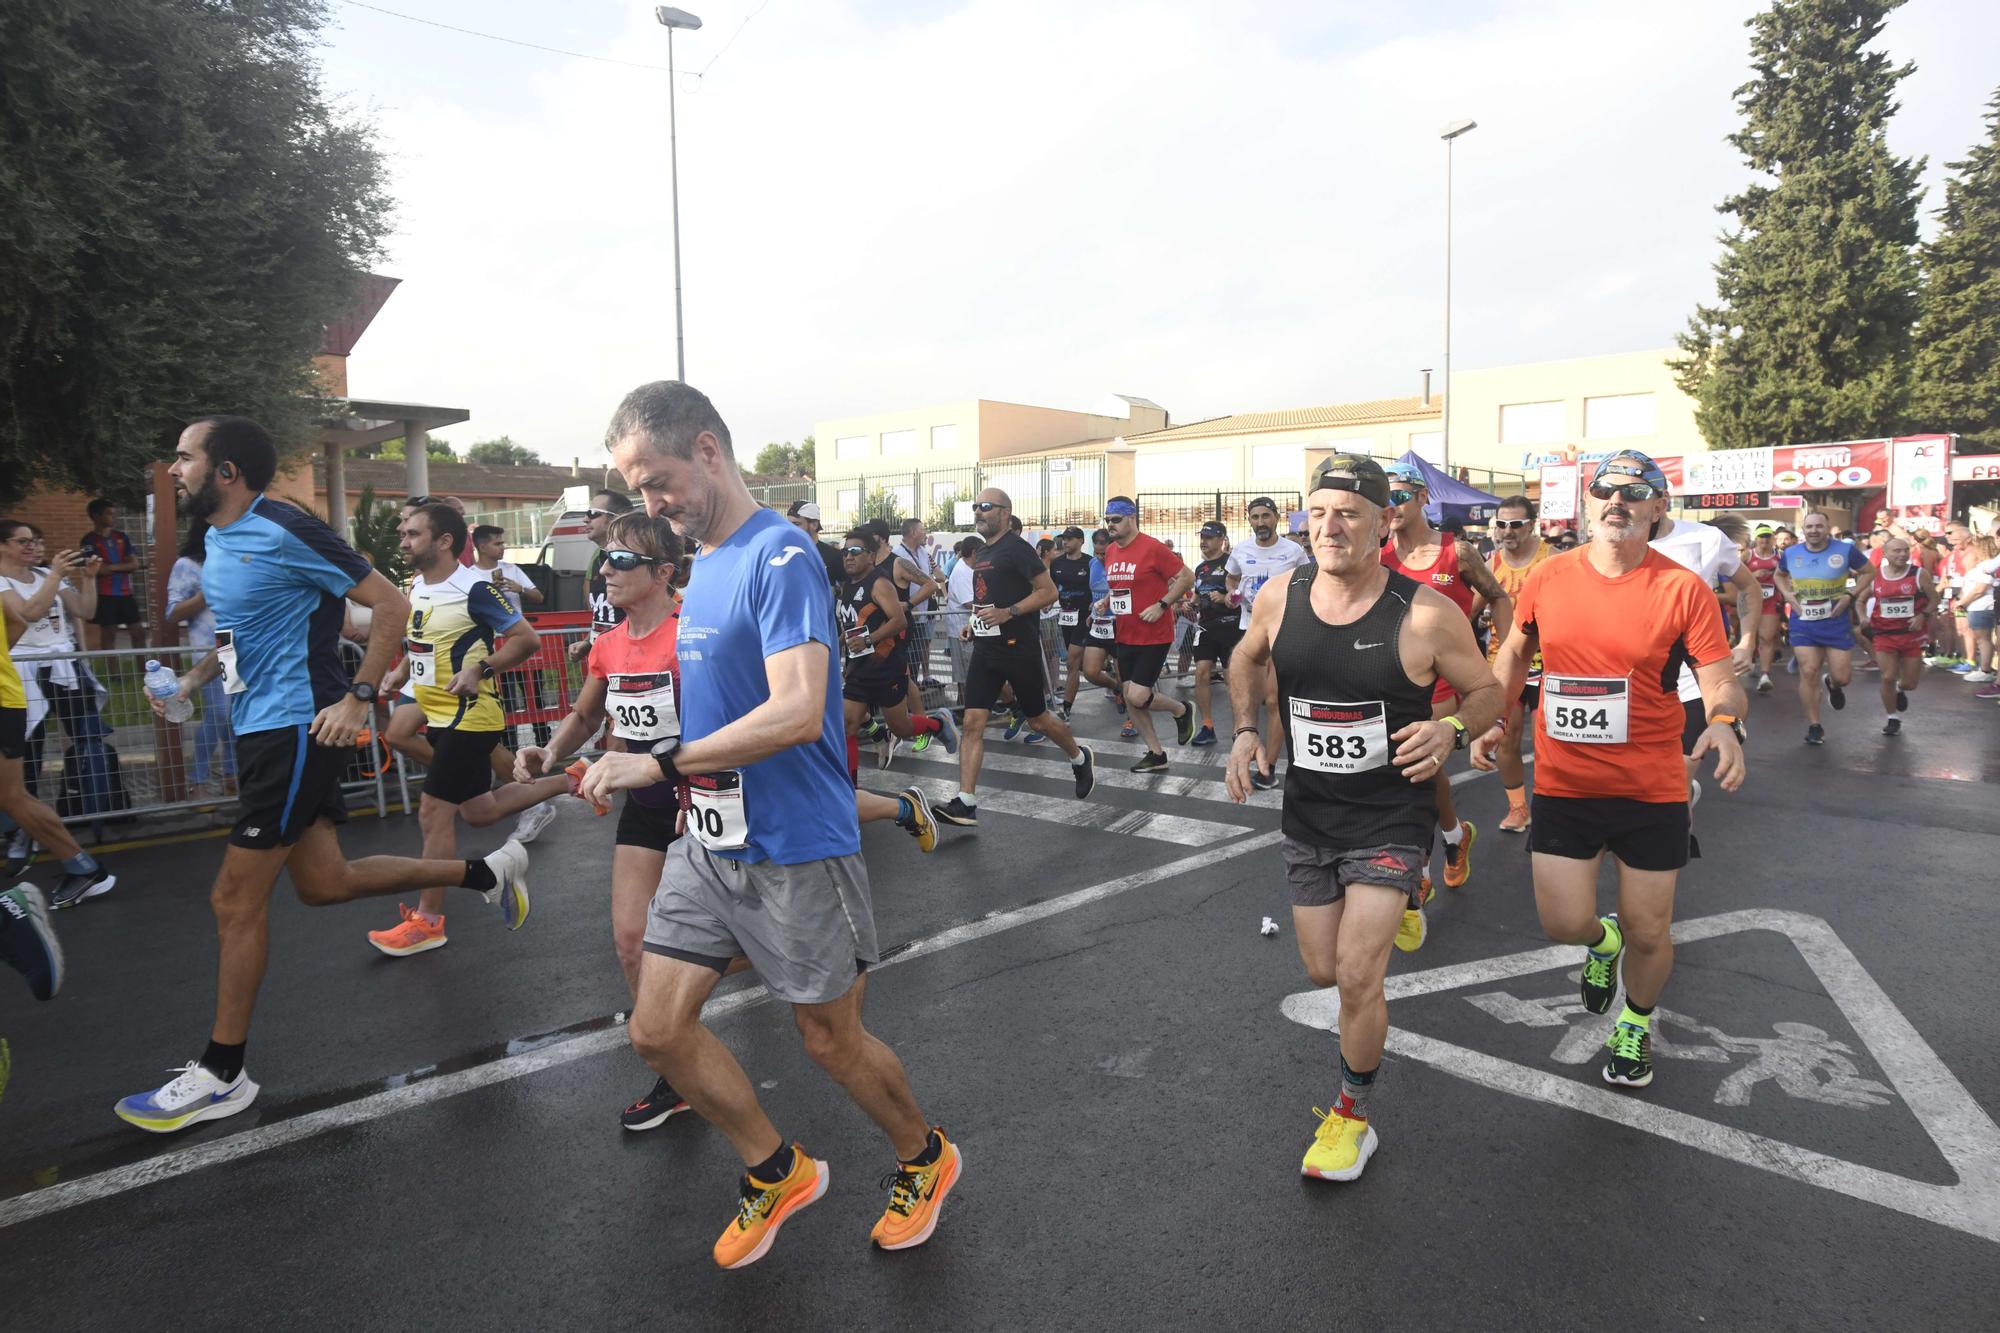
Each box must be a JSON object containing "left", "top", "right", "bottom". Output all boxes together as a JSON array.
[
  {"left": 1071, "top": 749, "right": 1088, "bottom": 767},
  {"left": 1440, "top": 822, "right": 1463, "bottom": 846},
  {"left": 957, "top": 791, "right": 977, "bottom": 806}
]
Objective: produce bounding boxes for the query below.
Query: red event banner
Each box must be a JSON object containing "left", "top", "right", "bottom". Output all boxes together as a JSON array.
[{"left": 1657, "top": 439, "right": 1892, "bottom": 493}]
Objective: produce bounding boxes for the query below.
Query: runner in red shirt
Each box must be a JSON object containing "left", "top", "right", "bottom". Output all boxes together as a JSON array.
[
  {"left": 1865, "top": 535, "right": 1934, "bottom": 735},
  {"left": 1377, "top": 461, "right": 1512, "bottom": 893},
  {"left": 1742, "top": 525, "right": 1783, "bottom": 694},
  {"left": 1099, "top": 496, "right": 1196, "bottom": 772},
  {"left": 1472, "top": 450, "right": 1746, "bottom": 1094}
]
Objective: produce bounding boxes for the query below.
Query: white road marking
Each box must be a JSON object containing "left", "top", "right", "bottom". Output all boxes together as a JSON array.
[
  {"left": 1280, "top": 909, "right": 2000, "bottom": 1245},
  {"left": 0, "top": 831, "right": 1282, "bottom": 1229},
  {"left": 869, "top": 775, "right": 1252, "bottom": 845}
]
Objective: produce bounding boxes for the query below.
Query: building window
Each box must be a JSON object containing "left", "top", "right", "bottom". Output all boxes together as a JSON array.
[
  {"left": 1498, "top": 402, "right": 1564, "bottom": 445},
  {"left": 1408, "top": 431, "right": 1444, "bottom": 466},
  {"left": 888, "top": 484, "right": 915, "bottom": 514},
  {"left": 836, "top": 488, "right": 860, "bottom": 513},
  {"left": 1584, "top": 393, "right": 1656, "bottom": 439},
  {"left": 1135, "top": 448, "right": 1232, "bottom": 489},
  {"left": 835, "top": 435, "right": 869, "bottom": 460},
  {"left": 1251, "top": 443, "right": 1304, "bottom": 480},
  {"left": 931, "top": 424, "right": 959, "bottom": 451},
  {"left": 882, "top": 429, "right": 918, "bottom": 456}
]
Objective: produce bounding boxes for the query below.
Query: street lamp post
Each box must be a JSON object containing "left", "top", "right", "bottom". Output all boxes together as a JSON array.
[
  {"left": 1439, "top": 118, "right": 1477, "bottom": 473},
  {"left": 655, "top": 7, "right": 703, "bottom": 382}
]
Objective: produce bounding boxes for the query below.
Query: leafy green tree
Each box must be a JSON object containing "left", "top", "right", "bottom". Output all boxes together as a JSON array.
[
  {"left": 1673, "top": 0, "right": 1925, "bottom": 449},
  {"left": 466, "top": 436, "right": 541, "bottom": 466},
  {"left": 1911, "top": 89, "right": 2000, "bottom": 449},
  {"left": 346, "top": 484, "right": 408, "bottom": 585},
  {"left": 860, "top": 486, "right": 905, "bottom": 529},
  {"left": 753, "top": 439, "right": 813, "bottom": 477},
  {"left": 379, "top": 435, "right": 455, "bottom": 462},
  {"left": 0, "top": 0, "right": 391, "bottom": 505},
  {"left": 929, "top": 487, "right": 973, "bottom": 532}
]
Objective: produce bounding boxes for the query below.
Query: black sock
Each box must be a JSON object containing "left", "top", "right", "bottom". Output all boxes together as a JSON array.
[
  {"left": 202, "top": 1040, "right": 246, "bottom": 1082},
  {"left": 749, "top": 1142, "right": 796, "bottom": 1184},
  {"left": 902, "top": 1128, "right": 943, "bottom": 1168},
  {"left": 1627, "top": 1001, "right": 1656, "bottom": 1017},
  {"left": 460, "top": 859, "right": 497, "bottom": 895}
]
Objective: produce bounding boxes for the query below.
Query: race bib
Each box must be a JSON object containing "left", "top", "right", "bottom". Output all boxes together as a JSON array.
[
  {"left": 1879, "top": 597, "right": 1915, "bottom": 620},
  {"left": 405, "top": 639, "right": 437, "bottom": 688},
  {"left": 214, "top": 628, "right": 247, "bottom": 696},
  {"left": 1797, "top": 600, "right": 1834, "bottom": 622},
  {"left": 1108, "top": 589, "right": 1133, "bottom": 616},
  {"left": 687, "top": 769, "right": 748, "bottom": 851},
  {"left": 607, "top": 672, "right": 678, "bottom": 743},
  {"left": 1287, "top": 698, "right": 1388, "bottom": 774},
  {"left": 1058, "top": 609, "right": 1079, "bottom": 627},
  {"left": 1089, "top": 612, "right": 1115, "bottom": 640},
  {"left": 1542, "top": 675, "right": 1629, "bottom": 745},
  {"left": 971, "top": 605, "right": 1001, "bottom": 638},
  {"left": 844, "top": 629, "right": 874, "bottom": 661}
]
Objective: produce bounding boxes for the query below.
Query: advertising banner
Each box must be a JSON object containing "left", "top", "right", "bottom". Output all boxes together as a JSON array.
[{"left": 1539, "top": 463, "right": 1579, "bottom": 521}]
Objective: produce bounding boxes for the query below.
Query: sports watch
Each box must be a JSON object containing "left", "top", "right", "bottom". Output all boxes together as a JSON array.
[
  {"left": 1708, "top": 713, "right": 1747, "bottom": 743},
  {"left": 1443, "top": 715, "right": 1468, "bottom": 750},
  {"left": 348, "top": 681, "right": 378, "bottom": 703},
  {"left": 650, "top": 735, "right": 683, "bottom": 784}
]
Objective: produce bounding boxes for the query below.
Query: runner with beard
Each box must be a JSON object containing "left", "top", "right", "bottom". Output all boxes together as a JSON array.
[
  {"left": 1482, "top": 495, "right": 1552, "bottom": 833},
  {"left": 1048, "top": 527, "right": 1096, "bottom": 720},
  {"left": 1226, "top": 497, "right": 1313, "bottom": 781}
]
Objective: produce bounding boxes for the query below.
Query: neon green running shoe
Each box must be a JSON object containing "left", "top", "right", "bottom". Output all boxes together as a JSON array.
[
  {"left": 1603, "top": 1021, "right": 1652, "bottom": 1087},
  {"left": 1580, "top": 913, "right": 1621, "bottom": 1015}
]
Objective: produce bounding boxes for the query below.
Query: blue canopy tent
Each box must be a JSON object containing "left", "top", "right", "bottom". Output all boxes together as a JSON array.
[{"left": 1395, "top": 450, "right": 1503, "bottom": 525}]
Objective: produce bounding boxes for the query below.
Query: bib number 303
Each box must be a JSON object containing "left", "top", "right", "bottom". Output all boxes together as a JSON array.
[
  {"left": 1542, "top": 675, "right": 1629, "bottom": 745},
  {"left": 607, "top": 672, "right": 679, "bottom": 743},
  {"left": 1287, "top": 698, "right": 1388, "bottom": 774},
  {"left": 688, "top": 769, "right": 749, "bottom": 851}
]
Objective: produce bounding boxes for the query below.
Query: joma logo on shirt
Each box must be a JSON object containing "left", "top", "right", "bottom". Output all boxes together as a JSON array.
[{"left": 768, "top": 548, "right": 805, "bottom": 568}]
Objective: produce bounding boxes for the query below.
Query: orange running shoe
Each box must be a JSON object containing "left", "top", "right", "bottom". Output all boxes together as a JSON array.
[
  {"left": 367, "top": 903, "right": 447, "bottom": 957},
  {"left": 1498, "top": 799, "right": 1530, "bottom": 834},
  {"left": 713, "top": 1146, "right": 828, "bottom": 1270},
  {"left": 871, "top": 1127, "right": 963, "bottom": 1251},
  {"left": 1443, "top": 820, "right": 1477, "bottom": 889}
]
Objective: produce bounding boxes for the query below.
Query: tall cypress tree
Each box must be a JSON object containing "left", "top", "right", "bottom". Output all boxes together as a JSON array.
[
  {"left": 1674, "top": 0, "right": 1925, "bottom": 449},
  {"left": 1911, "top": 90, "right": 2000, "bottom": 449}
]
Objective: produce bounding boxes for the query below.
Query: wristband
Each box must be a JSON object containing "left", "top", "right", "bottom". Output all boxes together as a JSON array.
[{"left": 1233, "top": 726, "right": 1260, "bottom": 738}]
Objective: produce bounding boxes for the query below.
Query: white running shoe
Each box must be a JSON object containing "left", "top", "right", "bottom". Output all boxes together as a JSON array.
[
  {"left": 481, "top": 839, "right": 531, "bottom": 930},
  {"left": 511, "top": 801, "right": 558, "bottom": 844},
  {"left": 115, "top": 1061, "right": 259, "bottom": 1133}
]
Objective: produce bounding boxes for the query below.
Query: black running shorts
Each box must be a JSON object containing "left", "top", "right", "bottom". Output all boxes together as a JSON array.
[
  {"left": 965, "top": 645, "right": 1048, "bottom": 719},
  {"left": 1113, "top": 641, "right": 1170, "bottom": 691},
  {"left": 424, "top": 727, "right": 502, "bottom": 805},
  {"left": 1191, "top": 622, "right": 1239, "bottom": 665},
  {"left": 1679, "top": 698, "right": 1705, "bottom": 757},
  {"left": 1529, "top": 794, "right": 1690, "bottom": 872},
  {"left": 616, "top": 791, "right": 682, "bottom": 853},
  {"left": 231, "top": 725, "right": 348, "bottom": 849},
  {"left": 0, "top": 706, "right": 25, "bottom": 760},
  {"left": 842, "top": 661, "right": 909, "bottom": 709}
]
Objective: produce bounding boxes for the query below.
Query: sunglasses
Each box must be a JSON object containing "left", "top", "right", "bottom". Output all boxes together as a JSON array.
[
  {"left": 601, "top": 549, "right": 661, "bottom": 571},
  {"left": 586, "top": 507, "right": 619, "bottom": 519},
  {"left": 1493, "top": 518, "right": 1532, "bottom": 531},
  {"left": 1588, "top": 481, "right": 1661, "bottom": 502},
  {"left": 1102, "top": 513, "right": 1132, "bottom": 524},
  {"left": 970, "top": 501, "right": 1006, "bottom": 514},
  {"left": 1388, "top": 489, "right": 1418, "bottom": 506},
  {"left": 840, "top": 545, "right": 867, "bottom": 556}
]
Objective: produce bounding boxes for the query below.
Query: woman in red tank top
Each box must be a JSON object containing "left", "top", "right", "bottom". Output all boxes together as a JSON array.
[{"left": 1743, "top": 531, "right": 1784, "bottom": 692}]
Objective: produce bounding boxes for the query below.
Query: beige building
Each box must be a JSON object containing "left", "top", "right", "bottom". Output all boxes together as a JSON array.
[{"left": 1445, "top": 348, "right": 1704, "bottom": 477}]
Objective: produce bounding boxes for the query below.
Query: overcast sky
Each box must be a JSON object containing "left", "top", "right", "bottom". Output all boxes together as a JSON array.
[{"left": 318, "top": 0, "right": 2000, "bottom": 465}]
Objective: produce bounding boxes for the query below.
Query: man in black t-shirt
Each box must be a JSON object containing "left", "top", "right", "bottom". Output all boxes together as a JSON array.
[
  {"left": 1189, "top": 519, "right": 1238, "bottom": 744},
  {"left": 786, "top": 499, "right": 843, "bottom": 589},
  {"left": 930, "top": 490, "right": 1096, "bottom": 826},
  {"left": 1047, "top": 526, "right": 1096, "bottom": 718}
]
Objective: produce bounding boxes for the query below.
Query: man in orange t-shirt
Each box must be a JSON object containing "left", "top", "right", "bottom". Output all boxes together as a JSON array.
[{"left": 1472, "top": 450, "right": 1747, "bottom": 1094}]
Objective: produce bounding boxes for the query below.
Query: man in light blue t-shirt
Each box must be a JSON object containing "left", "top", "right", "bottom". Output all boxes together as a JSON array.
[{"left": 584, "top": 380, "right": 961, "bottom": 1270}]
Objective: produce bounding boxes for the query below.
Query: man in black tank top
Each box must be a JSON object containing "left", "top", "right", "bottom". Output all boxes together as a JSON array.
[
  {"left": 1227, "top": 455, "right": 1502, "bottom": 1185},
  {"left": 840, "top": 531, "right": 958, "bottom": 766}
]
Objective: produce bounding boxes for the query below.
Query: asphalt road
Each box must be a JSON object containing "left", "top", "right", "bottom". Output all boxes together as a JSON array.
[{"left": 4, "top": 660, "right": 1998, "bottom": 1331}]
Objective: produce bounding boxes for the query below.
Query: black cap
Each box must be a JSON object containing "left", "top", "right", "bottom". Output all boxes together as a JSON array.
[
  {"left": 1060, "top": 525, "right": 1085, "bottom": 540},
  {"left": 1309, "top": 454, "right": 1391, "bottom": 507},
  {"left": 1199, "top": 520, "right": 1228, "bottom": 539},
  {"left": 1247, "top": 496, "right": 1277, "bottom": 513}
]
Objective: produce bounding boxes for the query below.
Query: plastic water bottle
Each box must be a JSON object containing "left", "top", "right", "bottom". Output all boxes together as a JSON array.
[{"left": 145, "top": 659, "right": 193, "bottom": 723}]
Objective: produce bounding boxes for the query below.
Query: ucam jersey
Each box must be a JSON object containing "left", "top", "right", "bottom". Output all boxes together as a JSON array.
[
  {"left": 407, "top": 564, "right": 522, "bottom": 730},
  {"left": 675, "top": 507, "right": 857, "bottom": 865},
  {"left": 1225, "top": 537, "right": 1312, "bottom": 630},
  {"left": 202, "top": 496, "right": 373, "bottom": 735}
]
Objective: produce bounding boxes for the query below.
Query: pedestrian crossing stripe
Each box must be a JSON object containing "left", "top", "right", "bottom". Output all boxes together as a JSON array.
[
  {"left": 1280, "top": 909, "right": 2000, "bottom": 1245},
  {"left": 862, "top": 775, "right": 1254, "bottom": 847}
]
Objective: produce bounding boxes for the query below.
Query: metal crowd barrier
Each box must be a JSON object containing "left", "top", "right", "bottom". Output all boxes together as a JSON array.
[{"left": 12, "top": 625, "right": 600, "bottom": 847}]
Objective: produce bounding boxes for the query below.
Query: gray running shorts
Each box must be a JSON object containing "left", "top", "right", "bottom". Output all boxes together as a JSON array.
[
  {"left": 1283, "top": 837, "right": 1427, "bottom": 908},
  {"left": 643, "top": 836, "right": 881, "bottom": 1005}
]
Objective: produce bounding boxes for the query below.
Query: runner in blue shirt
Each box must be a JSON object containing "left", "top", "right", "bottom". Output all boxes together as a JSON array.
[
  {"left": 115, "top": 416, "right": 532, "bottom": 1136},
  {"left": 584, "top": 380, "right": 961, "bottom": 1269},
  {"left": 1773, "top": 510, "right": 1876, "bottom": 746}
]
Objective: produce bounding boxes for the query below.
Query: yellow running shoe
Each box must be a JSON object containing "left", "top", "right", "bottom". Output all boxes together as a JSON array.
[
  {"left": 871, "top": 1127, "right": 963, "bottom": 1251},
  {"left": 1394, "top": 875, "right": 1433, "bottom": 953},
  {"left": 367, "top": 903, "right": 446, "bottom": 957},
  {"left": 1443, "top": 820, "right": 1477, "bottom": 889},
  {"left": 712, "top": 1146, "right": 829, "bottom": 1270},
  {"left": 1302, "top": 1107, "right": 1378, "bottom": 1181}
]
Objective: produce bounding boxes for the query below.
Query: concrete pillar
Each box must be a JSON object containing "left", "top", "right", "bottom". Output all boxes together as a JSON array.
[
  {"left": 324, "top": 438, "right": 347, "bottom": 539},
  {"left": 403, "top": 419, "right": 429, "bottom": 499}
]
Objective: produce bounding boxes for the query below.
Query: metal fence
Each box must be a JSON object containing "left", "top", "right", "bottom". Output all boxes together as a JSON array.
[
  {"left": 8, "top": 626, "right": 601, "bottom": 848},
  {"left": 816, "top": 453, "right": 1107, "bottom": 535},
  {"left": 1137, "top": 490, "right": 1304, "bottom": 557}
]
